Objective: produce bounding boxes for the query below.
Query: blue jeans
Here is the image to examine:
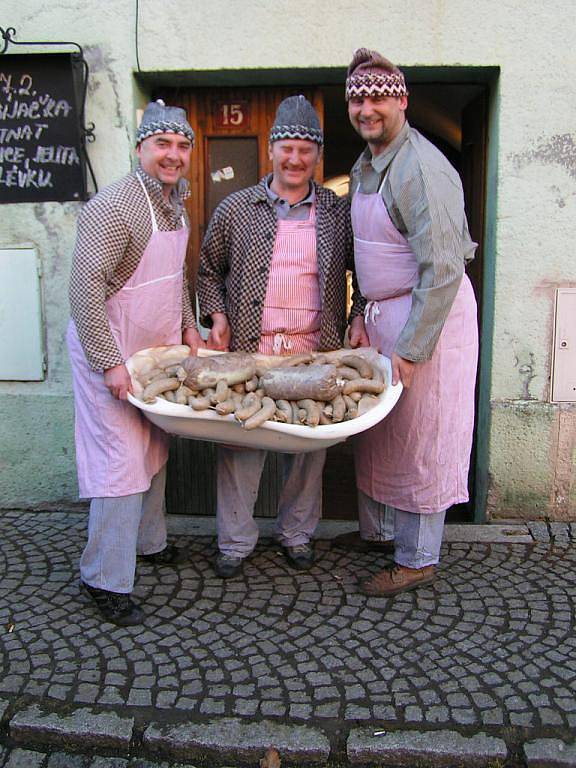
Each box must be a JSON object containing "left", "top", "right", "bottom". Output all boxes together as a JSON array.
[{"left": 357, "top": 490, "right": 446, "bottom": 568}]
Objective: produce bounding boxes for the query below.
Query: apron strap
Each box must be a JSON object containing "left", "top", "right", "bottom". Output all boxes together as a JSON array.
[
  {"left": 136, "top": 174, "right": 158, "bottom": 232},
  {"left": 136, "top": 174, "right": 187, "bottom": 232},
  {"left": 377, "top": 168, "right": 390, "bottom": 195}
]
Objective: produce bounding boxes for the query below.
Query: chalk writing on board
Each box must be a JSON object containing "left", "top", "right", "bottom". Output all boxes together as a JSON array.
[{"left": 0, "top": 54, "right": 85, "bottom": 203}]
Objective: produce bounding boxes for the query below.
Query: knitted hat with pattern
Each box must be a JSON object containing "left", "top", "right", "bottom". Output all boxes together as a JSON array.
[
  {"left": 136, "top": 100, "right": 195, "bottom": 146},
  {"left": 345, "top": 49, "right": 408, "bottom": 100},
  {"left": 269, "top": 95, "right": 323, "bottom": 146}
]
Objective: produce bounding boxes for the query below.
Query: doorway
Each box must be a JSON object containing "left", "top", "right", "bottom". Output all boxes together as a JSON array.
[{"left": 154, "top": 70, "right": 493, "bottom": 522}]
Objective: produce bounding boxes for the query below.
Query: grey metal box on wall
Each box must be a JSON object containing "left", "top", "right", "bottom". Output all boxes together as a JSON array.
[
  {"left": 0, "top": 247, "right": 45, "bottom": 380},
  {"left": 551, "top": 288, "right": 576, "bottom": 402}
]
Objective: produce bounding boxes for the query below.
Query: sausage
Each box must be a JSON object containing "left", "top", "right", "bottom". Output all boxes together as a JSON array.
[
  {"left": 189, "top": 394, "right": 212, "bottom": 410},
  {"left": 254, "top": 353, "right": 315, "bottom": 377},
  {"left": 243, "top": 397, "right": 276, "bottom": 430},
  {"left": 261, "top": 364, "right": 340, "bottom": 401},
  {"left": 174, "top": 385, "right": 194, "bottom": 405},
  {"left": 290, "top": 401, "right": 301, "bottom": 424},
  {"left": 182, "top": 351, "right": 257, "bottom": 389},
  {"left": 281, "top": 353, "right": 314, "bottom": 367},
  {"left": 297, "top": 399, "right": 321, "bottom": 427},
  {"left": 140, "top": 367, "right": 165, "bottom": 386},
  {"left": 343, "top": 378, "right": 385, "bottom": 396},
  {"left": 235, "top": 393, "right": 262, "bottom": 422},
  {"left": 358, "top": 394, "right": 379, "bottom": 415},
  {"left": 142, "top": 377, "right": 181, "bottom": 402},
  {"left": 215, "top": 398, "right": 237, "bottom": 415},
  {"left": 343, "top": 395, "right": 358, "bottom": 419},
  {"left": 331, "top": 395, "right": 346, "bottom": 423},
  {"left": 275, "top": 400, "right": 293, "bottom": 424},
  {"left": 215, "top": 380, "right": 230, "bottom": 403},
  {"left": 340, "top": 355, "right": 374, "bottom": 379},
  {"left": 336, "top": 365, "right": 360, "bottom": 381},
  {"left": 245, "top": 375, "right": 259, "bottom": 392}
]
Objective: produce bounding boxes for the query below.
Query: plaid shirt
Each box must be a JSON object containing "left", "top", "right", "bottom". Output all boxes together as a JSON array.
[
  {"left": 197, "top": 178, "right": 365, "bottom": 353},
  {"left": 69, "top": 166, "right": 196, "bottom": 371}
]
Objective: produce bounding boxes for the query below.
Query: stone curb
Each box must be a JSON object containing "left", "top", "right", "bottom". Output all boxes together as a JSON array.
[
  {"left": 143, "top": 717, "right": 331, "bottom": 765},
  {"left": 524, "top": 738, "right": 576, "bottom": 767},
  {"left": 9, "top": 705, "right": 134, "bottom": 753},
  {"left": 347, "top": 728, "right": 508, "bottom": 767}
]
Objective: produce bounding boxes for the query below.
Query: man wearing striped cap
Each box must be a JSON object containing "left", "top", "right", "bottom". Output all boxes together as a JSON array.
[
  {"left": 198, "top": 95, "right": 364, "bottom": 578},
  {"left": 68, "top": 100, "right": 204, "bottom": 625},
  {"left": 341, "top": 49, "right": 479, "bottom": 596}
]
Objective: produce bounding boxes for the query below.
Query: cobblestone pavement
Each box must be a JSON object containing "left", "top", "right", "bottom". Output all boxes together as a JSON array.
[{"left": 1, "top": 511, "right": 575, "bottom": 767}]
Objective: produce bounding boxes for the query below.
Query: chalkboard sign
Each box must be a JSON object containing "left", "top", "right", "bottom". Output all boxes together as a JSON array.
[{"left": 0, "top": 53, "right": 86, "bottom": 203}]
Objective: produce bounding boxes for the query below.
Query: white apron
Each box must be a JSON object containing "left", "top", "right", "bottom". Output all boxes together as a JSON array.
[
  {"left": 351, "top": 179, "right": 478, "bottom": 514},
  {"left": 67, "top": 177, "right": 188, "bottom": 498}
]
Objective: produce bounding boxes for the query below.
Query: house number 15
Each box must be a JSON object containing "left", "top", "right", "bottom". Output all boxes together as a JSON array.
[{"left": 215, "top": 101, "right": 250, "bottom": 128}]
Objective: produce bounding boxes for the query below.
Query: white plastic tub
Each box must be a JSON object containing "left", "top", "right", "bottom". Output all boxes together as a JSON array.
[{"left": 126, "top": 347, "right": 402, "bottom": 453}]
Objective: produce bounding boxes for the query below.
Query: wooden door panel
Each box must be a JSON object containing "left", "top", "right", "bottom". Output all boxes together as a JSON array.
[{"left": 205, "top": 136, "right": 259, "bottom": 219}]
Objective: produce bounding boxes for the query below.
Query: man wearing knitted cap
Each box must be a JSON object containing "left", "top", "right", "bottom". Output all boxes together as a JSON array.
[
  {"left": 67, "top": 100, "right": 204, "bottom": 625},
  {"left": 342, "top": 49, "right": 479, "bottom": 596},
  {"left": 198, "top": 95, "right": 364, "bottom": 578}
]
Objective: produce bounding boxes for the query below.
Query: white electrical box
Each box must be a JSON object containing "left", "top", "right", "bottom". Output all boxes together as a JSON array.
[
  {"left": 551, "top": 288, "right": 576, "bottom": 402},
  {"left": 0, "top": 247, "right": 45, "bottom": 381}
]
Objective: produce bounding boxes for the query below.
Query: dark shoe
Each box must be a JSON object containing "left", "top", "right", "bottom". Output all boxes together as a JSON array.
[
  {"left": 139, "top": 544, "right": 189, "bottom": 565},
  {"left": 81, "top": 582, "right": 144, "bottom": 626},
  {"left": 215, "top": 553, "right": 244, "bottom": 579},
  {"left": 331, "top": 531, "right": 395, "bottom": 554},
  {"left": 283, "top": 543, "right": 314, "bottom": 571},
  {"left": 360, "top": 564, "right": 436, "bottom": 597}
]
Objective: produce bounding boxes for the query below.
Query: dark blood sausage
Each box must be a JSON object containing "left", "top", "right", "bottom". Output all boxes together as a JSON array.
[{"left": 260, "top": 364, "right": 341, "bottom": 402}]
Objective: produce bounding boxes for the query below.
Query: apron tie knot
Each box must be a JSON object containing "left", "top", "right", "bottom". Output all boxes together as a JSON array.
[
  {"left": 273, "top": 333, "right": 293, "bottom": 355},
  {"left": 365, "top": 300, "right": 381, "bottom": 326}
]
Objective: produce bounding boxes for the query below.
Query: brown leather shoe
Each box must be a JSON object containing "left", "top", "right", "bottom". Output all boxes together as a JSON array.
[
  {"left": 331, "top": 531, "right": 395, "bottom": 554},
  {"left": 360, "top": 564, "right": 436, "bottom": 597}
]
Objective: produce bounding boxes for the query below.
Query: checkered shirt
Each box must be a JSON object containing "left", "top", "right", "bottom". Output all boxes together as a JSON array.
[
  {"left": 197, "top": 178, "right": 365, "bottom": 353},
  {"left": 69, "top": 166, "right": 196, "bottom": 371}
]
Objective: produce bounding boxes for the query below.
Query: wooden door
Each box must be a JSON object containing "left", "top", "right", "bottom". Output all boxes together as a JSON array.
[
  {"left": 159, "top": 87, "right": 323, "bottom": 295},
  {"left": 157, "top": 86, "right": 323, "bottom": 516}
]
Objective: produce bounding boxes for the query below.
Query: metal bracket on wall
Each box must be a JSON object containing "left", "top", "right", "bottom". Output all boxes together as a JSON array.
[{"left": 0, "top": 25, "right": 98, "bottom": 193}]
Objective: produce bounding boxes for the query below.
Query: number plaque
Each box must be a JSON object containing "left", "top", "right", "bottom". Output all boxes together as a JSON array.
[{"left": 213, "top": 101, "right": 250, "bottom": 129}]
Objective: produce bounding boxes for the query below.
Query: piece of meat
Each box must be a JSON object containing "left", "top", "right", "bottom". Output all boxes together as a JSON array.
[{"left": 181, "top": 352, "right": 256, "bottom": 389}]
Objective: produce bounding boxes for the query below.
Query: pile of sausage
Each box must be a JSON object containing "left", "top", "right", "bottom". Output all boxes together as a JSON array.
[{"left": 133, "top": 350, "right": 386, "bottom": 430}]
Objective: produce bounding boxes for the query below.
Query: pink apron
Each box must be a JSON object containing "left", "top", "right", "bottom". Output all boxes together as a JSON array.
[
  {"left": 351, "top": 181, "right": 478, "bottom": 514},
  {"left": 67, "top": 176, "right": 188, "bottom": 498},
  {"left": 259, "top": 206, "right": 322, "bottom": 355}
]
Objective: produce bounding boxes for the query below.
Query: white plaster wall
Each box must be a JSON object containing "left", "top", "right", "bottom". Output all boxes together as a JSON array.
[{"left": 1, "top": 0, "right": 575, "bottom": 513}]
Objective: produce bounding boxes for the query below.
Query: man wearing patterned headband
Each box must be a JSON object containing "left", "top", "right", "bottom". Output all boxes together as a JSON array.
[
  {"left": 67, "top": 100, "right": 204, "bottom": 625},
  {"left": 339, "top": 49, "right": 478, "bottom": 596},
  {"left": 198, "top": 95, "right": 364, "bottom": 579}
]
